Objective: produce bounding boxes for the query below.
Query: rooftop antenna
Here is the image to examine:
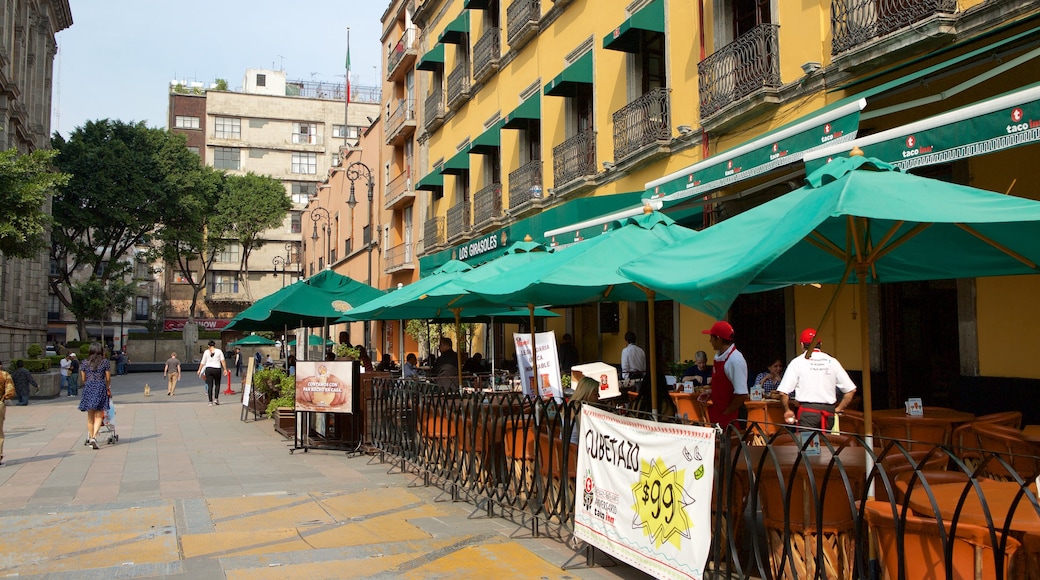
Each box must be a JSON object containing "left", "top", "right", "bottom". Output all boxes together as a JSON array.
[{"left": 277, "top": 55, "right": 285, "bottom": 71}]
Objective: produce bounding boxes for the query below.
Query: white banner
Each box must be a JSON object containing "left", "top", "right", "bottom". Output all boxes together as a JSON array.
[
  {"left": 574, "top": 406, "right": 716, "bottom": 580},
  {"left": 513, "top": 331, "right": 562, "bottom": 400}
]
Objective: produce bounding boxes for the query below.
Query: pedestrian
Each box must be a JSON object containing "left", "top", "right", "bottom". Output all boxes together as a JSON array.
[
  {"left": 701, "top": 321, "right": 748, "bottom": 428},
  {"left": 68, "top": 353, "right": 80, "bottom": 396},
  {"left": 254, "top": 351, "right": 262, "bottom": 369},
  {"left": 164, "top": 352, "right": 181, "bottom": 396},
  {"left": 777, "top": 328, "right": 857, "bottom": 431},
  {"left": 234, "top": 348, "right": 243, "bottom": 376},
  {"left": 11, "top": 360, "right": 38, "bottom": 405},
  {"left": 60, "top": 352, "right": 72, "bottom": 395},
  {"left": 116, "top": 349, "right": 128, "bottom": 376},
  {"left": 287, "top": 353, "right": 297, "bottom": 376},
  {"left": 621, "top": 331, "right": 647, "bottom": 382},
  {"left": 78, "top": 342, "right": 111, "bottom": 449},
  {"left": 198, "top": 341, "right": 228, "bottom": 405},
  {"left": 558, "top": 333, "right": 580, "bottom": 373},
  {"left": 265, "top": 354, "right": 273, "bottom": 368},
  {"left": 0, "top": 360, "right": 14, "bottom": 465}
]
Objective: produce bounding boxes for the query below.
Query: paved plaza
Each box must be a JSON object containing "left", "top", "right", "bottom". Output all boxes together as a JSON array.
[{"left": 0, "top": 371, "right": 651, "bottom": 579}]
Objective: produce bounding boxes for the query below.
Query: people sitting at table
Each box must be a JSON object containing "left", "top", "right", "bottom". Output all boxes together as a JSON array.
[
  {"left": 377, "top": 353, "right": 396, "bottom": 372},
  {"left": 358, "top": 349, "right": 374, "bottom": 373},
  {"left": 432, "top": 337, "right": 459, "bottom": 382},
  {"left": 753, "top": 357, "right": 785, "bottom": 396},
  {"left": 401, "top": 353, "right": 420, "bottom": 378},
  {"left": 681, "top": 351, "right": 712, "bottom": 388},
  {"left": 462, "top": 352, "right": 485, "bottom": 374}
]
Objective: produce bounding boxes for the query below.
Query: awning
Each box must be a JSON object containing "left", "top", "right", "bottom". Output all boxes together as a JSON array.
[
  {"left": 806, "top": 83, "right": 1040, "bottom": 173},
  {"left": 469, "top": 120, "right": 504, "bottom": 154},
  {"left": 463, "top": 0, "right": 491, "bottom": 8},
  {"left": 645, "top": 98, "right": 867, "bottom": 202},
  {"left": 416, "top": 44, "right": 444, "bottom": 71},
  {"left": 440, "top": 147, "right": 471, "bottom": 175},
  {"left": 502, "top": 94, "right": 540, "bottom": 129},
  {"left": 602, "top": 0, "right": 664, "bottom": 53},
  {"left": 544, "top": 51, "right": 594, "bottom": 98},
  {"left": 438, "top": 11, "right": 470, "bottom": 45},
  {"left": 415, "top": 170, "right": 444, "bottom": 191}
]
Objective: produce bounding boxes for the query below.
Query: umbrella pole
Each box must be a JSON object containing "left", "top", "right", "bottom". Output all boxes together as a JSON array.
[
  {"left": 647, "top": 291, "right": 659, "bottom": 418},
  {"left": 857, "top": 268, "right": 876, "bottom": 499},
  {"left": 453, "top": 308, "right": 463, "bottom": 388},
  {"left": 529, "top": 304, "right": 538, "bottom": 398},
  {"left": 490, "top": 316, "right": 496, "bottom": 379}
]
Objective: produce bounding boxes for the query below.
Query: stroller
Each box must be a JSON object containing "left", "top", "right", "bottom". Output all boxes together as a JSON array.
[{"left": 86, "top": 399, "right": 119, "bottom": 446}]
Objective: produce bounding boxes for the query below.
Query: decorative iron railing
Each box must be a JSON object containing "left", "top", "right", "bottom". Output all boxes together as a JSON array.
[
  {"left": 698, "top": 23, "right": 780, "bottom": 120},
  {"left": 447, "top": 63, "right": 471, "bottom": 110},
  {"left": 506, "top": 0, "right": 540, "bottom": 47},
  {"left": 473, "top": 27, "right": 501, "bottom": 82},
  {"left": 611, "top": 87, "right": 671, "bottom": 161},
  {"left": 473, "top": 182, "right": 502, "bottom": 228},
  {"left": 446, "top": 201, "right": 470, "bottom": 241},
  {"left": 387, "top": 28, "right": 417, "bottom": 78},
  {"left": 385, "top": 170, "right": 412, "bottom": 209},
  {"left": 552, "top": 129, "right": 596, "bottom": 188},
  {"left": 383, "top": 242, "right": 414, "bottom": 272},
  {"left": 832, "top": 0, "right": 958, "bottom": 54},
  {"left": 423, "top": 216, "right": 445, "bottom": 248},
  {"left": 508, "top": 160, "right": 543, "bottom": 211},
  {"left": 386, "top": 98, "right": 416, "bottom": 141},
  {"left": 424, "top": 88, "right": 444, "bottom": 130}
]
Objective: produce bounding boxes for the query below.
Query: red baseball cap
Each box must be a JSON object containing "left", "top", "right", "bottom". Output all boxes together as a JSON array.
[
  {"left": 800, "top": 328, "right": 817, "bottom": 345},
  {"left": 702, "top": 321, "right": 735, "bottom": 341}
]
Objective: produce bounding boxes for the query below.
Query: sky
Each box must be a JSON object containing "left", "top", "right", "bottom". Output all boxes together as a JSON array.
[{"left": 52, "top": 0, "right": 390, "bottom": 137}]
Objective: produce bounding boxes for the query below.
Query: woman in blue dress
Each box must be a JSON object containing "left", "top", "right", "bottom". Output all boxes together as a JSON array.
[{"left": 78, "top": 343, "right": 111, "bottom": 449}]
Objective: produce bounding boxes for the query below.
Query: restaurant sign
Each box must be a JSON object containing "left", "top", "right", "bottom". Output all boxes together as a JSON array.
[
  {"left": 574, "top": 406, "right": 716, "bottom": 580},
  {"left": 295, "top": 361, "right": 355, "bottom": 414},
  {"left": 163, "top": 318, "right": 229, "bottom": 332},
  {"left": 455, "top": 232, "right": 502, "bottom": 261}
]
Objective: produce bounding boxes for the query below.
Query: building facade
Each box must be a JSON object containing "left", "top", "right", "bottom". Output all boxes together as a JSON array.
[{"left": 0, "top": 0, "right": 72, "bottom": 361}]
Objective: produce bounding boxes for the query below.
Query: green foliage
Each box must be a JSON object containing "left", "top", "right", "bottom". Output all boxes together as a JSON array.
[
  {"left": 213, "top": 78, "right": 229, "bottom": 91},
  {"left": 79, "top": 344, "right": 91, "bottom": 356},
  {"left": 0, "top": 148, "right": 69, "bottom": 258},
  {"left": 252, "top": 367, "right": 287, "bottom": 398},
  {"left": 173, "top": 83, "right": 187, "bottom": 94},
  {"left": 213, "top": 172, "right": 291, "bottom": 297},
  {"left": 68, "top": 278, "right": 136, "bottom": 328},
  {"left": 667, "top": 359, "right": 696, "bottom": 377},
  {"left": 14, "top": 358, "right": 51, "bottom": 372},
  {"left": 26, "top": 343, "right": 43, "bottom": 358},
  {"left": 333, "top": 344, "right": 361, "bottom": 359},
  {"left": 265, "top": 374, "right": 297, "bottom": 417}
]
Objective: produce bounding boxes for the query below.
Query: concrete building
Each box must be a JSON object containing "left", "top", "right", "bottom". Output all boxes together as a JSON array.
[
  {"left": 0, "top": 0, "right": 72, "bottom": 361},
  {"left": 166, "top": 70, "right": 380, "bottom": 335}
]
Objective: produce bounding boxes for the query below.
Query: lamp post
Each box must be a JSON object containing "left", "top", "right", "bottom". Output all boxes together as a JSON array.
[
  {"left": 344, "top": 161, "right": 376, "bottom": 356},
  {"left": 272, "top": 255, "right": 286, "bottom": 288},
  {"left": 310, "top": 206, "right": 331, "bottom": 272}
]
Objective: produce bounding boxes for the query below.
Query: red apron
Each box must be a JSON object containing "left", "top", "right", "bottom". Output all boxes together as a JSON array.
[{"left": 709, "top": 345, "right": 739, "bottom": 427}]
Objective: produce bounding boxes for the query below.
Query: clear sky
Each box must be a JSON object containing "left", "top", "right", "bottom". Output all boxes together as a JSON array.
[{"left": 52, "top": 0, "right": 390, "bottom": 138}]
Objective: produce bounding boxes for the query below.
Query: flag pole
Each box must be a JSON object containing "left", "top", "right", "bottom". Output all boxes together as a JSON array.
[{"left": 344, "top": 27, "right": 351, "bottom": 148}]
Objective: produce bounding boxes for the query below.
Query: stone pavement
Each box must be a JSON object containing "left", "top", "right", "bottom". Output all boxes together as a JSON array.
[{"left": 0, "top": 371, "right": 652, "bottom": 579}]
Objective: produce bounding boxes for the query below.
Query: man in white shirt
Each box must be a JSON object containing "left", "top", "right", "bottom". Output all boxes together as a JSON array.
[
  {"left": 59, "top": 354, "right": 72, "bottom": 396},
  {"left": 621, "top": 331, "right": 647, "bottom": 381},
  {"left": 777, "top": 328, "right": 857, "bottom": 430},
  {"left": 197, "top": 340, "right": 228, "bottom": 406}
]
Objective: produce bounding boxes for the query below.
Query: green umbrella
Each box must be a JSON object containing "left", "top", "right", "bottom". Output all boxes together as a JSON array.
[
  {"left": 287, "top": 334, "right": 335, "bottom": 347},
  {"left": 620, "top": 151, "right": 1040, "bottom": 448},
  {"left": 225, "top": 270, "right": 385, "bottom": 331},
  {"left": 229, "top": 335, "right": 276, "bottom": 347}
]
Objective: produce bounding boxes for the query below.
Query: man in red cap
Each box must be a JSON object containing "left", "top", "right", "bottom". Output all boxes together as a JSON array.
[
  {"left": 701, "top": 321, "right": 747, "bottom": 428},
  {"left": 776, "top": 328, "right": 857, "bottom": 430}
]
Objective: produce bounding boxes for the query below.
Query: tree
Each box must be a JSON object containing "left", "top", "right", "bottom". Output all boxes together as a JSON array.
[
  {"left": 50, "top": 120, "right": 203, "bottom": 335},
  {"left": 68, "top": 278, "right": 136, "bottom": 347},
  {"left": 213, "top": 172, "right": 291, "bottom": 300},
  {"left": 0, "top": 148, "right": 69, "bottom": 258}
]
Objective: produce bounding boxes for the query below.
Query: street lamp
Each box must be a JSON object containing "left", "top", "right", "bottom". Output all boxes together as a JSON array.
[
  {"left": 310, "top": 206, "right": 331, "bottom": 271},
  {"left": 344, "top": 161, "right": 376, "bottom": 356},
  {"left": 272, "top": 255, "right": 286, "bottom": 288}
]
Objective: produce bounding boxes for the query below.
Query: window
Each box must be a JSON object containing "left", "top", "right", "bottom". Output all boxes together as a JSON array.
[
  {"left": 49, "top": 258, "right": 61, "bottom": 277},
  {"left": 48, "top": 294, "right": 61, "bottom": 319},
  {"left": 187, "top": 146, "right": 200, "bottom": 156},
  {"left": 134, "top": 262, "right": 151, "bottom": 279},
  {"left": 333, "top": 124, "right": 346, "bottom": 138},
  {"left": 210, "top": 274, "right": 239, "bottom": 294},
  {"left": 217, "top": 242, "right": 240, "bottom": 263},
  {"left": 213, "top": 147, "right": 241, "bottom": 170},
  {"left": 331, "top": 152, "right": 341, "bottom": 167},
  {"left": 291, "top": 152, "right": 317, "bottom": 174},
  {"left": 214, "top": 116, "right": 241, "bottom": 139},
  {"left": 363, "top": 224, "right": 372, "bottom": 246},
  {"left": 135, "top": 296, "right": 149, "bottom": 320},
  {"left": 290, "top": 182, "right": 315, "bottom": 204},
  {"left": 175, "top": 116, "right": 200, "bottom": 129},
  {"left": 173, "top": 272, "right": 192, "bottom": 284},
  {"left": 293, "top": 122, "right": 318, "bottom": 144},
  {"left": 256, "top": 73, "right": 266, "bottom": 87},
  {"left": 291, "top": 212, "right": 302, "bottom": 234}
]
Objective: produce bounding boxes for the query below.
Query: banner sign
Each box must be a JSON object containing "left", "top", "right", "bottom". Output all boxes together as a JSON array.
[
  {"left": 295, "top": 361, "right": 354, "bottom": 414},
  {"left": 574, "top": 406, "right": 717, "bottom": 580},
  {"left": 163, "top": 318, "right": 229, "bottom": 332},
  {"left": 513, "top": 331, "right": 562, "bottom": 400}
]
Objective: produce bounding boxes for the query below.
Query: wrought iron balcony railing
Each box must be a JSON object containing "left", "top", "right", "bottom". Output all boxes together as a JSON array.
[
  {"left": 387, "top": 28, "right": 418, "bottom": 79},
  {"left": 508, "top": 160, "right": 543, "bottom": 211},
  {"left": 424, "top": 87, "right": 445, "bottom": 130},
  {"left": 832, "top": 0, "right": 957, "bottom": 55},
  {"left": 446, "top": 201, "right": 471, "bottom": 242},
  {"left": 383, "top": 242, "right": 415, "bottom": 273},
  {"left": 424, "top": 216, "right": 445, "bottom": 248},
  {"left": 552, "top": 129, "right": 597, "bottom": 188},
  {"left": 698, "top": 23, "right": 780, "bottom": 120},
  {"left": 612, "top": 87, "right": 671, "bottom": 161},
  {"left": 473, "top": 182, "right": 502, "bottom": 228},
  {"left": 386, "top": 98, "right": 416, "bottom": 143},
  {"left": 506, "top": 0, "right": 540, "bottom": 48},
  {"left": 384, "top": 170, "right": 413, "bottom": 209},
  {"left": 447, "top": 62, "right": 471, "bottom": 111},
  {"left": 473, "top": 27, "right": 501, "bottom": 83}
]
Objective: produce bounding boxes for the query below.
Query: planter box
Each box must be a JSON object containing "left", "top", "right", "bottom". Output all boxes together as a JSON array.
[
  {"left": 30, "top": 370, "right": 61, "bottom": 399},
  {"left": 274, "top": 407, "right": 296, "bottom": 439}
]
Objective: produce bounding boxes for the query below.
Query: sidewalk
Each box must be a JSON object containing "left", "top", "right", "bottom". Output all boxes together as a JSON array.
[{"left": 0, "top": 371, "right": 650, "bottom": 578}]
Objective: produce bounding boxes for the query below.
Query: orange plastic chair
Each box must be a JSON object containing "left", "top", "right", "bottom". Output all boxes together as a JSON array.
[
  {"left": 874, "top": 415, "right": 953, "bottom": 452},
  {"left": 892, "top": 469, "right": 973, "bottom": 508},
  {"left": 669, "top": 391, "right": 711, "bottom": 423},
  {"left": 976, "top": 411, "right": 1023, "bottom": 430},
  {"left": 875, "top": 450, "right": 951, "bottom": 503},
  {"left": 972, "top": 423, "right": 1040, "bottom": 482}
]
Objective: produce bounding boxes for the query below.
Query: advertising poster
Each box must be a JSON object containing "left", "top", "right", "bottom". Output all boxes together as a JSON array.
[
  {"left": 241, "top": 357, "right": 256, "bottom": 407},
  {"left": 513, "top": 331, "right": 562, "bottom": 400},
  {"left": 574, "top": 406, "right": 717, "bottom": 580},
  {"left": 295, "top": 361, "right": 354, "bottom": 414}
]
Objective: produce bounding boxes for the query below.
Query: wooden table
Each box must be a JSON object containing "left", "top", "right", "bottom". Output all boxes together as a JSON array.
[
  {"left": 904, "top": 479, "right": 1040, "bottom": 534},
  {"left": 871, "top": 407, "right": 975, "bottom": 423},
  {"left": 744, "top": 399, "right": 787, "bottom": 444},
  {"left": 1023, "top": 424, "right": 1040, "bottom": 444}
]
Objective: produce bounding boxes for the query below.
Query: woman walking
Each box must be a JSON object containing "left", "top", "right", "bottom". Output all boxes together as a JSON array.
[{"left": 78, "top": 343, "right": 111, "bottom": 449}]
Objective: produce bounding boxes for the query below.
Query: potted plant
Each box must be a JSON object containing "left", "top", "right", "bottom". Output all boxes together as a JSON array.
[
  {"left": 666, "top": 359, "right": 696, "bottom": 382},
  {"left": 333, "top": 344, "right": 361, "bottom": 360},
  {"left": 23, "top": 343, "right": 59, "bottom": 397},
  {"left": 265, "top": 373, "right": 297, "bottom": 438}
]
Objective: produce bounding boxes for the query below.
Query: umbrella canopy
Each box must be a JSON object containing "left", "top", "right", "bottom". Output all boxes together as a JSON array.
[
  {"left": 337, "top": 259, "right": 474, "bottom": 322},
  {"left": 229, "top": 335, "right": 276, "bottom": 347},
  {"left": 288, "top": 334, "right": 335, "bottom": 347},
  {"left": 225, "top": 270, "right": 385, "bottom": 331}
]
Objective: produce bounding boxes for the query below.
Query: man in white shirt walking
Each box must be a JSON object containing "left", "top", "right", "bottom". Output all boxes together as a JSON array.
[
  {"left": 777, "top": 328, "right": 857, "bottom": 430},
  {"left": 197, "top": 341, "right": 228, "bottom": 406},
  {"left": 621, "top": 331, "right": 647, "bottom": 381}
]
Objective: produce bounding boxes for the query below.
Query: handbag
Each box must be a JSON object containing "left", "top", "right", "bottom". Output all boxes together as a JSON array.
[{"left": 1, "top": 370, "right": 14, "bottom": 400}]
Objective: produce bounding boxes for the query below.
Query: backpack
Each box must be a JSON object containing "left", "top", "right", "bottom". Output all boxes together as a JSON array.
[{"left": 1, "top": 370, "right": 14, "bottom": 400}]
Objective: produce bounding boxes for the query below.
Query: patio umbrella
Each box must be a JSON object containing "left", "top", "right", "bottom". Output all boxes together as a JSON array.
[
  {"left": 470, "top": 209, "right": 700, "bottom": 414},
  {"left": 620, "top": 150, "right": 1040, "bottom": 448},
  {"left": 229, "top": 335, "right": 276, "bottom": 347},
  {"left": 224, "top": 270, "right": 385, "bottom": 331},
  {"left": 287, "top": 334, "right": 336, "bottom": 347}
]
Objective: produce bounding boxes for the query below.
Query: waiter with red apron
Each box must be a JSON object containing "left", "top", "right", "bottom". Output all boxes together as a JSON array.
[{"left": 701, "top": 321, "right": 748, "bottom": 428}]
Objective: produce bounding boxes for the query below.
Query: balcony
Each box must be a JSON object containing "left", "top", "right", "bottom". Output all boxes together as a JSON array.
[
  {"left": 446, "top": 62, "right": 471, "bottom": 111},
  {"left": 446, "top": 201, "right": 471, "bottom": 243},
  {"left": 386, "top": 98, "right": 417, "bottom": 145},
  {"left": 424, "top": 216, "right": 446, "bottom": 249},
  {"left": 698, "top": 24, "right": 780, "bottom": 121},
  {"left": 387, "top": 28, "right": 418, "bottom": 81},
  {"left": 507, "top": 0, "right": 540, "bottom": 50},
  {"left": 612, "top": 87, "right": 671, "bottom": 162},
  {"left": 384, "top": 242, "right": 416, "bottom": 274},
  {"left": 473, "top": 27, "right": 501, "bottom": 84},
  {"left": 384, "top": 170, "right": 414, "bottom": 210},
  {"left": 508, "top": 160, "right": 543, "bottom": 211},
  {"left": 424, "top": 87, "right": 446, "bottom": 132},
  {"left": 832, "top": 0, "right": 957, "bottom": 55},
  {"left": 473, "top": 183, "right": 503, "bottom": 230},
  {"left": 552, "top": 129, "right": 597, "bottom": 189}
]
